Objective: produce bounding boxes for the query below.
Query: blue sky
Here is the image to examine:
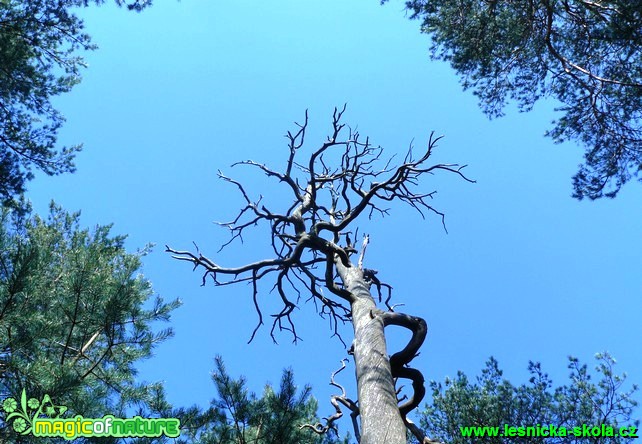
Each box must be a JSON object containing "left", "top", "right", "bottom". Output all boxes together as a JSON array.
[{"left": 27, "top": 0, "right": 641, "bottom": 434}]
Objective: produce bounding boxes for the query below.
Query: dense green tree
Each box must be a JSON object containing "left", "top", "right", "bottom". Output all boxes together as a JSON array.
[
  {"left": 0, "top": 204, "right": 180, "bottom": 442},
  {"left": 390, "top": 0, "right": 642, "bottom": 199},
  {"left": 175, "top": 356, "right": 349, "bottom": 444},
  {"left": 0, "top": 0, "right": 151, "bottom": 209},
  {"left": 419, "top": 353, "right": 639, "bottom": 443}
]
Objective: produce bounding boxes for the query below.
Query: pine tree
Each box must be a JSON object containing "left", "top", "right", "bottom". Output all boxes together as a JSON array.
[
  {"left": 0, "top": 203, "right": 180, "bottom": 442},
  {"left": 391, "top": 0, "right": 642, "bottom": 199},
  {"left": 420, "top": 353, "right": 639, "bottom": 444},
  {"left": 0, "top": 0, "right": 152, "bottom": 208}
]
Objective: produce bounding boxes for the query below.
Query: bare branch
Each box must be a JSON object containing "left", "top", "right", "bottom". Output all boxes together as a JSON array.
[
  {"left": 300, "top": 359, "right": 360, "bottom": 441},
  {"left": 405, "top": 417, "right": 445, "bottom": 444},
  {"left": 168, "top": 108, "right": 471, "bottom": 347}
]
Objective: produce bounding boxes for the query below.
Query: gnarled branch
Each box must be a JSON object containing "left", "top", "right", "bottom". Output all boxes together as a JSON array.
[{"left": 167, "top": 108, "right": 472, "bottom": 344}]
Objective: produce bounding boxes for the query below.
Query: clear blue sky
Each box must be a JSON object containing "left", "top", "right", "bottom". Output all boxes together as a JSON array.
[{"left": 27, "top": 0, "right": 641, "bottom": 435}]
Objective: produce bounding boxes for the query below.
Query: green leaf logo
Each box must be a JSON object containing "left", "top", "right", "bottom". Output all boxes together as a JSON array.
[{"left": 1, "top": 390, "right": 67, "bottom": 436}]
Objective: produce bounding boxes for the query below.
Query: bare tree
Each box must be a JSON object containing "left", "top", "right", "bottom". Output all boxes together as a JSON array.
[{"left": 166, "top": 107, "right": 472, "bottom": 444}]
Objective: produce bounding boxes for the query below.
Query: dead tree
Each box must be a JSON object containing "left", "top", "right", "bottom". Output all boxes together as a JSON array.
[{"left": 167, "top": 107, "right": 472, "bottom": 444}]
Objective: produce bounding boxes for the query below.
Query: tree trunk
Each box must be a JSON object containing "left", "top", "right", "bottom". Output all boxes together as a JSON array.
[{"left": 336, "top": 260, "right": 407, "bottom": 444}]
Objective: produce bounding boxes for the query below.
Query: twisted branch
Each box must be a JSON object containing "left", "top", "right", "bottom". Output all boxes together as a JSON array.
[
  {"left": 167, "top": 107, "right": 473, "bottom": 344},
  {"left": 377, "top": 310, "right": 428, "bottom": 417},
  {"left": 300, "top": 359, "right": 360, "bottom": 441}
]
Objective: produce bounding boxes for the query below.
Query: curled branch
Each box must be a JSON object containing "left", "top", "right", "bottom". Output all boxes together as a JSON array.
[
  {"left": 379, "top": 310, "right": 428, "bottom": 417},
  {"left": 300, "top": 359, "right": 360, "bottom": 441}
]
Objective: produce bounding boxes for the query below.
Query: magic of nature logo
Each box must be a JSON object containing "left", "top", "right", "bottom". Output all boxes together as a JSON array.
[{"left": 2, "top": 389, "right": 180, "bottom": 440}]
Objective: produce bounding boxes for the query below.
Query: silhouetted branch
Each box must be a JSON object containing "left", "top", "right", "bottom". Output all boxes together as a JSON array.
[{"left": 167, "top": 108, "right": 472, "bottom": 344}]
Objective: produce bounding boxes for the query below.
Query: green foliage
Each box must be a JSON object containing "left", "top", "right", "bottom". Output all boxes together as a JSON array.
[
  {"left": 0, "top": 203, "right": 181, "bottom": 442},
  {"left": 176, "top": 356, "right": 350, "bottom": 444},
  {"left": 419, "top": 353, "right": 639, "bottom": 443},
  {"left": 0, "top": 0, "right": 151, "bottom": 209},
  {"left": 395, "top": 0, "right": 642, "bottom": 199}
]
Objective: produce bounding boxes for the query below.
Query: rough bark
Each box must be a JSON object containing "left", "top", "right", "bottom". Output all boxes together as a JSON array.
[{"left": 337, "top": 260, "right": 407, "bottom": 444}]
